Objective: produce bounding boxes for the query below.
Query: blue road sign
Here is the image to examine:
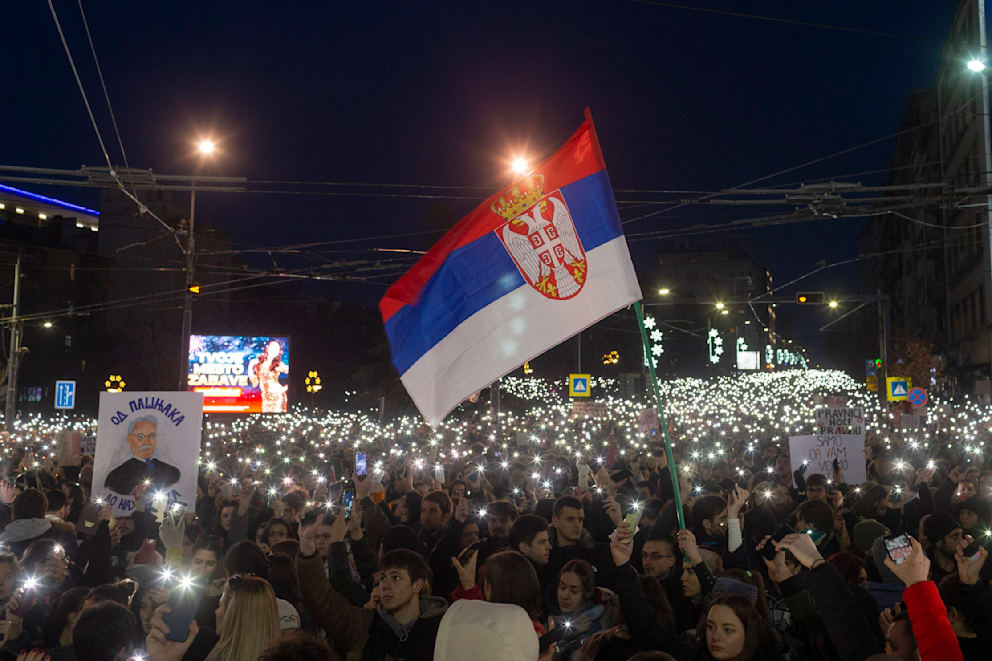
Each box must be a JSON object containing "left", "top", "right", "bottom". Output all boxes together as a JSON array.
[
  {"left": 908, "top": 387, "right": 928, "bottom": 407},
  {"left": 54, "top": 380, "right": 76, "bottom": 410}
]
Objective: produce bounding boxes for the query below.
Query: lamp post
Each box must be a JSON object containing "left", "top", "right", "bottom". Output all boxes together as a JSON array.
[{"left": 178, "top": 139, "right": 215, "bottom": 391}]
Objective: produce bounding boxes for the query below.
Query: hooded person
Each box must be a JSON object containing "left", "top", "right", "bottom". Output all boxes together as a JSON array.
[
  {"left": 432, "top": 599, "right": 538, "bottom": 661},
  {"left": 0, "top": 488, "right": 76, "bottom": 557},
  {"left": 868, "top": 536, "right": 913, "bottom": 611}
]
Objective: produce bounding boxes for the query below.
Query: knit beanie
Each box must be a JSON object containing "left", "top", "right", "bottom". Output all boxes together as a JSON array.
[
  {"left": 923, "top": 512, "right": 959, "bottom": 546},
  {"left": 381, "top": 524, "right": 425, "bottom": 556},
  {"left": 852, "top": 519, "right": 889, "bottom": 555}
]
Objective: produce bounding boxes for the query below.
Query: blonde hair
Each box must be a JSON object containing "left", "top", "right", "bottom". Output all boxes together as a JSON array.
[{"left": 205, "top": 575, "right": 279, "bottom": 661}]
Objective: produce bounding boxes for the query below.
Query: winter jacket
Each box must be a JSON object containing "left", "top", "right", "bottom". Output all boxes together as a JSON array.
[
  {"left": 805, "top": 561, "right": 883, "bottom": 660},
  {"left": 548, "top": 527, "right": 617, "bottom": 590},
  {"left": 432, "top": 600, "right": 537, "bottom": 661},
  {"left": 298, "top": 550, "right": 446, "bottom": 661},
  {"left": 902, "top": 580, "right": 963, "bottom": 661}
]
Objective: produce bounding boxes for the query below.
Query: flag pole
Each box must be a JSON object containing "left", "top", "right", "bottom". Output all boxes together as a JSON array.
[{"left": 634, "top": 301, "right": 685, "bottom": 530}]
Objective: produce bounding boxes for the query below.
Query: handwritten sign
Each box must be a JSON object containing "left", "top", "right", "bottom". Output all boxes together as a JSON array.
[
  {"left": 788, "top": 434, "right": 867, "bottom": 485},
  {"left": 814, "top": 407, "right": 864, "bottom": 436},
  {"left": 94, "top": 392, "right": 203, "bottom": 517}
]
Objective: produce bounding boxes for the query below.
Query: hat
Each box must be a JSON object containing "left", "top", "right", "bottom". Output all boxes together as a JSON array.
[
  {"left": 276, "top": 598, "right": 300, "bottom": 630},
  {"left": 923, "top": 511, "right": 960, "bottom": 545},
  {"left": 714, "top": 577, "right": 758, "bottom": 605},
  {"left": 852, "top": 520, "right": 889, "bottom": 555},
  {"left": 381, "top": 525, "right": 425, "bottom": 556},
  {"left": 433, "top": 600, "right": 537, "bottom": 661},
  {"left": 953, "top": 497, "right": 990, "bottom": 525}
]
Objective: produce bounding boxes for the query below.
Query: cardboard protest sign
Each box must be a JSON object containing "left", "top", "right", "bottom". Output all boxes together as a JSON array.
[
  {"left": 788, "top": 434, "right": 867, "bottom": 486},
  {"left": 638, "top": 407, "right": 661, "bottom": 438},
  {"left": 94, "top": 392, "right": 203, "bottom": 517},
  {"left": 573, "top": 401, "right": 608, "bottom": 417},
  {"left": 814, "top": 407, "right": 864, "bottom": 435}
]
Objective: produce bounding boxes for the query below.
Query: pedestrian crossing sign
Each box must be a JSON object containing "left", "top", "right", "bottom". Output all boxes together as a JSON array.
[
  {"left": 886, "top": 377, "right": 911, "bottom": 401},
  {"left": 569, "top": 374, "right": 591, "bottom": 397}
]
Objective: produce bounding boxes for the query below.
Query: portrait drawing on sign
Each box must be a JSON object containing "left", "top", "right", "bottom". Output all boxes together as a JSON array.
[{"left": 104, "top": 416, "right": 181, "bottom": 495}]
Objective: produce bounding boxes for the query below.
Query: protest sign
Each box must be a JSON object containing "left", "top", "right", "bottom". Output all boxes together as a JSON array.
[
  {"left": 55, "top": 430, "right": 81, "bottom": 467},
  {"left": 638, "top": 406, "right": 661, "bottom": 438},
  {"left": 788, "top": 434, "right": 867, "bottom": 485},
  {"left": 573, "top": 401, "right": 608, "bottom": 417},
  {"left": 814, "top": 407, "right": 864, "bottom": 435},
  {"left": 900, "top": 413, "right": 921, "bottom": 430},
  {"left": 94, "top": 392, "right": 203, "bottom": 517}
]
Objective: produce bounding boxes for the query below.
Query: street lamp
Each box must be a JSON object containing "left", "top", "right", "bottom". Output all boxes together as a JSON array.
[
  {"left": 43, "top": 321, "right": 53, "bottom": 328},
  {"left": 828, "top": 300, "right": 839, "bottom": 309},
  {"left": 179, "top": 136, "right": 217, "bottom": 390},
  {"left": 715, "top": 302, "right": 725, "bottom": 310},
  {"left": 968, "top": 59, "right": 986, "bottom": 73},
  {"left": 659, "top": 287, "right": 671, "bottom": 296},
  {"left": 510, "top": 156, "right": 530, "bottom": 175}
]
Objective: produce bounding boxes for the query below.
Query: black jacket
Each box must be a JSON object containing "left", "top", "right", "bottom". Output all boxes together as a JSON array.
[{"left": 104, "top": 457, "right": 180, "bottom": 494}]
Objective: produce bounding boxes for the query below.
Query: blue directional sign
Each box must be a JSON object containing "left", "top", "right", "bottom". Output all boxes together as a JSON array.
[{"left": 54, "top": 380, "right": 76, "bottom": 410}]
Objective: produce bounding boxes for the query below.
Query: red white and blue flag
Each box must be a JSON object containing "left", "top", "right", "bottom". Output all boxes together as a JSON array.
[{"left": 380, "top": 112, "right": 641, "bottom": 425}]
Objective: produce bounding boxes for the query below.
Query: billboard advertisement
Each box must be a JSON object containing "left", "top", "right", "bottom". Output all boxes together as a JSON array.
[{"left": 188, "top": 335, "right": 289, "bottom": 413}]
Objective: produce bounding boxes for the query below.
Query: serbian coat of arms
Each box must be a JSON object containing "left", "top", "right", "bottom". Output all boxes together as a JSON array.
[{"left": 492, "top": 174, "right": 587, "bottom": 300}]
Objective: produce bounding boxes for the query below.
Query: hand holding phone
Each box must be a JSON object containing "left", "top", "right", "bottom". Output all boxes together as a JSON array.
[
  {"left": 884, "top": 533, "right": 913, "bottom": 565},
  {"left": 161, "top": 577, "right": 206, "bottom": 642},
  {"left": 355, "top": 452, "right": 367, "bottom": 479},
  {"left": 762, "top": 525, "right": 796, "bottom": 561}
]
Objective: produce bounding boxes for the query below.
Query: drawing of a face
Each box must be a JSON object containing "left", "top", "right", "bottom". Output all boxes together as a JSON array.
[{"left": 128, "top": 420, "right": 158, "bottom": 460}]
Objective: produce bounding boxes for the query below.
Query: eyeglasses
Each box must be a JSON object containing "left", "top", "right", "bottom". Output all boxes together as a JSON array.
[{"left": 131, "top": 433, "right": 157, "bottom": 442}]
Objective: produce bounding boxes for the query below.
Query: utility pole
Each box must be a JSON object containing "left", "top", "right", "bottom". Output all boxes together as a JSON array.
[
  {"left": 877, "top": 294, "right": 890, "bottom": 406},
  {"left": 5, "top": 249, "right": 22, "bottom": 432},
  {"left": 577, "top": 332, "right": 582, "bottom": 373},
  {"left": 178, "top": 184, "right": 196, "bottom": 391}
]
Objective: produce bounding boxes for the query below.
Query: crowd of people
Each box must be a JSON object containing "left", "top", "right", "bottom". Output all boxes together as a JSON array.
[{"left": 0, "top": 369, "right": 989, "bottom": 660}]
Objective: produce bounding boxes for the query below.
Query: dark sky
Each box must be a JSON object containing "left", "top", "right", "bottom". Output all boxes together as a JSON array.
[{"left": 5, "top": 1, "right": 960, "bottom": 330}]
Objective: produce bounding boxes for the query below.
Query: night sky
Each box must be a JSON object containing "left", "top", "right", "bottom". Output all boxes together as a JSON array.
[{"left": 5, "top": 1, "right": 961, "bottom": 357}]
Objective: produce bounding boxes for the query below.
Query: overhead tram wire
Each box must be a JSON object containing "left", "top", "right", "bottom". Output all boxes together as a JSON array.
[
  {"left": 76, "top": 0, "right": 128, "bottom": 169},
  {"left": 633, "top": 0, "right": 944, "bottom": 45},
  {"left": 46, "top": 0, "right": 183, "bottom": 251}
]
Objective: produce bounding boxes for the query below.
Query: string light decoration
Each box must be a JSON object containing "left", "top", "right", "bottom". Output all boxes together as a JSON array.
[
  {"left": 305, "top": 370, "right": 323, "bottom": 393},
  {"left": 708, "top": 328, "right": 724, "bottom": 364},
  {"left": 104, "top": 375, "right": 126, "bottom": 392},
  {"left": 602, "top": 350, "right": 620, "bottom": 365},
  {"left": 642, "top": 315, "right": 664, "bottom": 367},
  {"left": 523, "top": 361, "right": 534, "bottom": 375}
]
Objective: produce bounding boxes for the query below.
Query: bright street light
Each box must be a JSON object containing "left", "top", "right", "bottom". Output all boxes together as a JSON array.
[
  {"left": 968, "top": 59, "right": 986, "bottom": 73},
  {"left": 715, "top": 302, "right": 725, "bottom": 310},
  {"left": 197, "top": 139, "right": 216, "bottom": 155},
  {"left": 510, "top": 157, "right": 530, "bottom": 175},
  {"left": 43, "top": 321, "right": 53, "bottom": 328},
  {"left": 659, "top": 287, "right": 671, "bottom": 296},
  {"left": 828, "top": 300, "right": 839, "bottom": 309}
]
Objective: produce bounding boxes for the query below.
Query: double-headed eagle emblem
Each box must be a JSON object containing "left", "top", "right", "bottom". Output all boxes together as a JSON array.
[{"left": 492, "top": 175, "right": 587, "bottom": 300}]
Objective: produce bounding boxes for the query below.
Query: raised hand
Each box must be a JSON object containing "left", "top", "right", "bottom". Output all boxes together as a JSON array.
[
  {"left": 727, "top": 485, "right": 749, "bottom": 518},
  {"left": 330, "top": 512, "right": 348, "bottom": 544},
  {"left": 146, "top": 603, "right": 199, "bottom": 661},
  {"left": 603, "top": 496, "right": 622, "bottom": 526},
  {"left": 955, "top": 536, "right": 988, "bottom": 585},
  {"left": 299, "top": 520, "right": 318, "bottom": 556},
  {"left": 883, "top": 536, "right": 929, "bottom": 587},
  {"left": 610, "top": 522, "right": 634, "bottom": 566},
  {"left": 354, "top": 472, "right": 372, "bottom": 499},
  {"left": 677, "top": 528, "right": 702, "bottom": 566},
  {"left": 348, "top": 502, "right": 364, "bottom": 540},
  {"left": 450, "top": 549, "right": 478, "bottom": 590},
  {"left": 774, "top": 533, "right": 823, "bottom": 569}
]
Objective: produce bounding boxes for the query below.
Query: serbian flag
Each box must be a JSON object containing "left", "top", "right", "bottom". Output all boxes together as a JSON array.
[{"left": 379, "top": 111, "right": 641, "bottom": 425}]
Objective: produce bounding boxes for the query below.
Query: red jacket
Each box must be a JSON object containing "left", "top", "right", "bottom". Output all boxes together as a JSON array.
[{"left": 902, "top": 581, "right": 962, "bottom": 661}]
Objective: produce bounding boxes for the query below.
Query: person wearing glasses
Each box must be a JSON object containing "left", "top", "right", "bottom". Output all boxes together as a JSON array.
[{"left": 104, "top": 417, "right": 180, "bottom": 495}]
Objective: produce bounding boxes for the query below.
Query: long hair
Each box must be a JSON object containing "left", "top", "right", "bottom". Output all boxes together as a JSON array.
[
  {"left": 697, "top": 594, "right": 776, "bottom": 661},
  {"left": 639, "top": 576, "right": 677, "bottom": 633},
  {"left": 480, "top": 551, "right": 542, "bottom": 621},
  {"left": 558, "top": 559, "right": 596, "bottom": 601},
  {"left": 206, "top": 575, "right": 279, "bottom": 661}
]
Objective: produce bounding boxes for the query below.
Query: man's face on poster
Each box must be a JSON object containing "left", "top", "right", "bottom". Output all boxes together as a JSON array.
[{"left": 128, "top": 420, "right": 158, "bottom": 460}]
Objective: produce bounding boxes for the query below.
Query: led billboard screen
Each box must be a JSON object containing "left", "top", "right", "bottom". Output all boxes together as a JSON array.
[{"left": 188, "top": 335, "right": 289, "bottom": 413}]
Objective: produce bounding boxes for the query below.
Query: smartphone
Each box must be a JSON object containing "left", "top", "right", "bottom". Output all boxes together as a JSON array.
[
  {"left": 342, "top": 488, "right": 355, "bottom": 516},
  {"left": 10, "top": 586, "right": 38, "bottom": 618},
  {"left": 884, "top": 533, "right": 913, "bottom": 565},
  {"left": 457, "top": 539, "right": 485, "bottom": 564},
  {"left": 762, "top": 525, "right": 796, "bottom": 561},
  {"left": 162, "top": 577, "right": 207, "bottom": 642},
  {"left": 538, "top": 624, "right": 570, "bottom": 653},
  {"left": 802, "top": 528, "right": 827, "bottom": 545},
  {"left": 620, "top": 510, "right": 642, "bottom": 544},
  {"left": 961, "top": 539, "right": 981, "bottom": 558},
  {"left": 355, "top": 452, "right": 367, "bottom": 478}
]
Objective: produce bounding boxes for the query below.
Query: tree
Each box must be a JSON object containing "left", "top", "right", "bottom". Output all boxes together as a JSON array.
[{"left": 891, "top": 330, "right": 941, "bottom": 392}]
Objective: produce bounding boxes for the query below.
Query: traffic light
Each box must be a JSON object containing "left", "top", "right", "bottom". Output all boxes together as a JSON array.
[
  {"left": 188, "top": 283, "right": 201, "bottom": 295},
  {"left": 796, "top": 291, "right": 825, "bottom": 304},
  {"left": 874, "top": 358, "right": 882, "bottom": 369}
]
